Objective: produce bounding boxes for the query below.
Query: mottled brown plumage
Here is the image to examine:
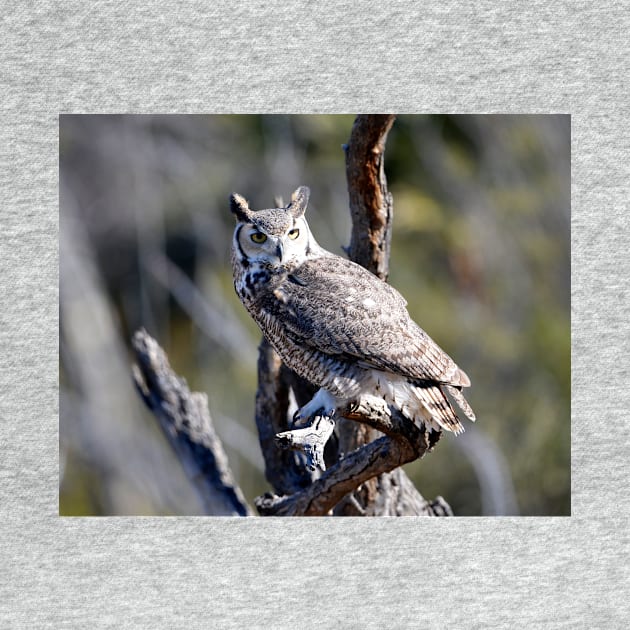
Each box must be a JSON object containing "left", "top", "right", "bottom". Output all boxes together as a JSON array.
[{"left": 230, "top": 186, "right": 475, "bottom": 434}]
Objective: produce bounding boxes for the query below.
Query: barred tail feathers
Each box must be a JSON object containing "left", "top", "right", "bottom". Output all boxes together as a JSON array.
[
  {"left": 416, "top": 384, "right": 465, "bottom": 435},
  {"left": 443, "top": 384, "right": 476, "bottom": 423},
  {"left": 367, "top": 370, "right": 473, "bottom": 435}
]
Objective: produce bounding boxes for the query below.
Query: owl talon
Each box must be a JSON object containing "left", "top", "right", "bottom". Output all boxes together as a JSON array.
[
  {"left": 292, "top": 388, "right": 339, "bottom": 427},
  {"left": 293, "top": 406, "right": 334, "bottom": 428}
]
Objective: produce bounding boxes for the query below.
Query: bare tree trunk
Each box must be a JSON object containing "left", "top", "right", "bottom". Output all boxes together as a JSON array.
[
  {"left": 253, "top": 115, "right": 451, "bottom": 516},
  {"left": 254, "top": 339, "right": 317, "bottom": 494},
  {"left": 334, "top": 114, "right": 437, "bottom": 515},
  {"left": 346, "top": 114, "right": 395, "bottom": 282}
]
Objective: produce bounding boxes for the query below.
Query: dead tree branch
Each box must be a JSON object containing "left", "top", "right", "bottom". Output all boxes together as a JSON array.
[
  {"left": 132, "top": 329, "right": 253, "bottom": 516},
  {"left": 337, "top": 114, "right": 400, "bottom": 513},
  {"left": 256, "top": 397, "right": 444, "bottom": 516},
  {"left": 254, "top": 339, "right": 318, "bottom": 495},
  {"left": 339, "top": 114, "right": 444, "bottom": 515},
  {"left": 346, "top": 114, "right": 396, "bottom": 281}
]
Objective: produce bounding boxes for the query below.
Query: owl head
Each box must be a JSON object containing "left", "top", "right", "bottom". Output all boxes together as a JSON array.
[{"left": 230, "top": 186, "right": 315, "bottom": 267}]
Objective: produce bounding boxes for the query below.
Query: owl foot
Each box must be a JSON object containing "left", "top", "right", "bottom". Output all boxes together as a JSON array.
[
  {"left": 292, "top": 406, "right": 335, "bottom": 427},
  {"left": 292, "top": 387, "right": 339, "bottom": 427}
]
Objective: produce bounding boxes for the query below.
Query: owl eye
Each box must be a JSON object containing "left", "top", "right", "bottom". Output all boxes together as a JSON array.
[
  {"left": 288, "top": 228, "right": 300, "bottom": 240},
  {"left": 250, "top": 232, "right": 267, "bottom": 243}
]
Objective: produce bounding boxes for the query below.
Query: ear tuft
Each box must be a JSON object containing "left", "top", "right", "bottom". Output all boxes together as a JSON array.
[
  {"left": 287, "top": 186, "right": 310, "bottom": 218},
  {"left": 230, "top": 193, "right": 254, "bottom": 222}
]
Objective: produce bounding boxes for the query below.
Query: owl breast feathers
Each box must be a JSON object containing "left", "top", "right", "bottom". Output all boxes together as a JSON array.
[{"left": 230, "top": 186, "right": 475, "bottom": 434}]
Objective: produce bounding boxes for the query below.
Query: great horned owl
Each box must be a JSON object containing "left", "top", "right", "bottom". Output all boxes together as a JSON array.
[{"left": 230, "top": 186, "right": 475, "bottom": 435}]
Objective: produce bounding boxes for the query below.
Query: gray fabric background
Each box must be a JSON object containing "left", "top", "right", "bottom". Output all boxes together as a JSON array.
[{"left": 1, "top": 1, "right": 628, "bottom": 627}]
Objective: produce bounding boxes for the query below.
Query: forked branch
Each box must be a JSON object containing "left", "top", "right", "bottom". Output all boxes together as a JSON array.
[
  {"left": 256, "top": 399, "right": 444, "bottom": 516},
  {"left": 254, "top": 114, "right": 453, "bottom": 516}
]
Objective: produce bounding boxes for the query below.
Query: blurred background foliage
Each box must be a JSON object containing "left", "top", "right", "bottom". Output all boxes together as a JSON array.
[{"left": 59, "top": 114, "right": 570, "bottom": 516}]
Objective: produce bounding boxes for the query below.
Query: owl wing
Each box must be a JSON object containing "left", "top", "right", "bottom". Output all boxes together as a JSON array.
[{"left": 260, "top": 255, "right": 469, "bottom": 387}]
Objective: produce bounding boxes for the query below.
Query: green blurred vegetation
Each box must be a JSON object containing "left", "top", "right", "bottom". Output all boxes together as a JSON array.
[{"left": 59, "top": 114, "right": 570, "bottom": 516}]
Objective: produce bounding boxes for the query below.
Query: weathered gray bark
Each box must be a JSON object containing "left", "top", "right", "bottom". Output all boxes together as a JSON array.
[{"left": 132, "top": 329, "right": 253, "bottom": 516}]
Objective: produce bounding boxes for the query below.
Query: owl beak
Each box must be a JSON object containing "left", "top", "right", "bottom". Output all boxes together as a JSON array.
[{"left": 275, "top": 241, "right": 284, "bottom": 262}]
